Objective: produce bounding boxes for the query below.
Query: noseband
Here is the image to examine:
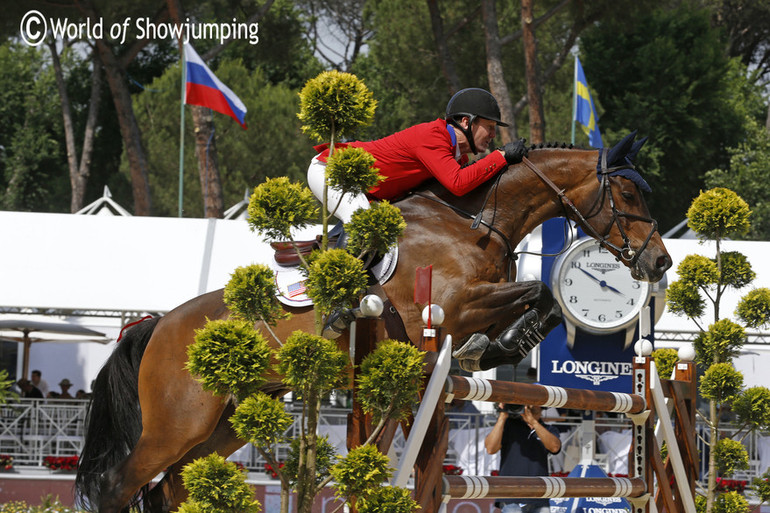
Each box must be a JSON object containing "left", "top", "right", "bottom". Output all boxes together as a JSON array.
[{"left": 521, "top": 150, "right": 658, "bottom": 268}]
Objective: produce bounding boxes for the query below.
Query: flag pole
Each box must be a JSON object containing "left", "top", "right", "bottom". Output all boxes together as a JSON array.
[
  {"left": 178, "top": 44, "right": 186, "bottom": 218},
  {"left": 571, "top": 54, "right": 578, "bottom": 146}
]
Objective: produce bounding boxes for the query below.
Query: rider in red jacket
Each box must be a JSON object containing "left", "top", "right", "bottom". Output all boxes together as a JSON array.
[{"left": 307, "top": 88, "right": 527, "bottom": 222}]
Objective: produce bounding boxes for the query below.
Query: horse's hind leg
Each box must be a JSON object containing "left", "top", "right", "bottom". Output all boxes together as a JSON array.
[
  {"left": 144, "top": 403, "right": 247, "bottom": 512},
  {"left": 454, "top": 281, "right": 562, "bottom": 371}
]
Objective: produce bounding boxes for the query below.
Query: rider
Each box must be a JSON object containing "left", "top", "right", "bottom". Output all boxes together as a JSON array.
[
  {"left": 307, "top": 87, "right": 528, "bottom": 223},
  {"left": 308, "top": 89, "right": 542, "bottom": 369}
]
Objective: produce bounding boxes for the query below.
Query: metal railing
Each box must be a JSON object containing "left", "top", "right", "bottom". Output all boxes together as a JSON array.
[
  {"left": 2, "top": 399, "right": 768, "bottom": 490},
  {"left": 0, "top": 398, "right": 88, "bottom": 466}
]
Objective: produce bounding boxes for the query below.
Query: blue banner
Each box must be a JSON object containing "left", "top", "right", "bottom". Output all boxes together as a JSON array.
[{"left": 550, "top": 464, "right": 632, "bottom": 513}]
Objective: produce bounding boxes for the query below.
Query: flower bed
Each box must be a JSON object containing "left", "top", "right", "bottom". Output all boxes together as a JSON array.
[
  {"left": 0, "top": 454, "right": 13, "bottom": 470},
  {"left": 43, "top": 455, "right": 78, "bottom": 471}
]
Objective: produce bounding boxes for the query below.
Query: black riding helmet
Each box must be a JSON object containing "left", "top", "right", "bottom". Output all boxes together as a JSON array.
[{"left": 446, "top": 88, "right": 509, "bottom": 154}]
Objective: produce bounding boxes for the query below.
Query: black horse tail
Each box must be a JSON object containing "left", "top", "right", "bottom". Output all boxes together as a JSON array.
[{"left": 75, "top": 316, "right": 160, "bottom": 512}]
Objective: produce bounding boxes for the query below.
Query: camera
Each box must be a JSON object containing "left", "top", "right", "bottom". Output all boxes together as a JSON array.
[{"left": 497, "top": 403, "right": 524, "bottom": 416}]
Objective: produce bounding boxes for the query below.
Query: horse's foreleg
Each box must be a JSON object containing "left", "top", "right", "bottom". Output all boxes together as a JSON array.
[{"left": 450, "top": 280, "right": 562, "bottom": 371}]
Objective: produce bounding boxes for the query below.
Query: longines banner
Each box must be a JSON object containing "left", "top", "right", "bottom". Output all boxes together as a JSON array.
[
  {"left": 550, "top": 464, "right": 631, "bottom": 513},
  {"left": 538, "top": 219, "right": 651, "bottom": 393},
  {"left": 537, "top": 323, "right": 639, "bottom": 392}
]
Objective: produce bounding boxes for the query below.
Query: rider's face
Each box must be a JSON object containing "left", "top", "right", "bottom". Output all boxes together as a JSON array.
[{"left": 472, "top": 118, "right": 498, "bottom": 152}]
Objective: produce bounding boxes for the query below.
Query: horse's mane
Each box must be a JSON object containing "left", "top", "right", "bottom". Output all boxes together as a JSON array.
[{"left": 528, "top": 141, "right": 581, "bottom": 150}]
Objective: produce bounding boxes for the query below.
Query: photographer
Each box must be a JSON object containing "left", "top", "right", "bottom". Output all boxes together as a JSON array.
[{"left": 485, "top": 403, "right": 561, "bottom": 513}]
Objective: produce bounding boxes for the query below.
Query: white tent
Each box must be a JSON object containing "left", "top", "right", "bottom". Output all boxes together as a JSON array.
[{"left": 0, "top": 209, "right": 321, "bottom": 390}]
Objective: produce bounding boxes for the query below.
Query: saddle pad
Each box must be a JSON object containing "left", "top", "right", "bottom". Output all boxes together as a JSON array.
[
  {"left": 273, "top": 263, "right": 313, "bottom": 307},
  {"left": 271, "top": 246, "right": 398, "bottom": 308}
]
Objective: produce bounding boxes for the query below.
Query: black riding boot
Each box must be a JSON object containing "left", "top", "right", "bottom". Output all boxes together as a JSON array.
[{"left": 454, "top": 304, "right": 562, "bottom": 372}]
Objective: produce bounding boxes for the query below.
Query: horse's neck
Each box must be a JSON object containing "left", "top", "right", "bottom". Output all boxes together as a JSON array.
[{"left": 486, "top": 148, "right": 597, "bottom": 244}]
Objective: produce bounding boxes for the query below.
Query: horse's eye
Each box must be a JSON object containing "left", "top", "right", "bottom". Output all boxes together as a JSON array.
[{"left": 621, "top": 192, "right": 634, "bottom": 201}]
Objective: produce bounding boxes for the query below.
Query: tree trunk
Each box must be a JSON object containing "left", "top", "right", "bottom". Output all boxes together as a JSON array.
[
  {"left": 78, "top": 51, "right": 104, "bottom": 208},
  {"left": 47, "top": 41, "right": 81, "bottom": 211},
  {"left": 94, "top": 39, "right": 152, "bottom": 215},
  {"left": 426, "top": 0, "right": 462, "bottom": 96},
  {"left": 481, "top": 0, "right": 517, "bottom": 143},
  {"left": 706, "top": 398, "right": 717, "bottom": 513},
  {"left": 49, "top": 42, "right": 103, "bottom": 213},
  {"left": 521, "top": 0, "right": 545, "bottom": 144},
  {"left": 190, "top": 106, "right": 224, "bottom": 218}
]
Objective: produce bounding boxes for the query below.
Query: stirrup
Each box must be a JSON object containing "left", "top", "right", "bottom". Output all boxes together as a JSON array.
[{"left": 322, "top": 308, "right": 355, "bottom": 339}]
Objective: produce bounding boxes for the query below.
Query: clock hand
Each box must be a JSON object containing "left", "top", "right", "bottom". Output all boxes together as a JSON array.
[
  {"left": 578, "top": 268, "right": 626, "bottom": 296},
  {"left": 578, "top": 268, "right": 603, "bottom": 285}
]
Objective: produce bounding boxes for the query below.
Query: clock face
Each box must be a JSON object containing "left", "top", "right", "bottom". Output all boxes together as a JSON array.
[{"left": 552, "top": 238, "right": 651, "bottom": 333}]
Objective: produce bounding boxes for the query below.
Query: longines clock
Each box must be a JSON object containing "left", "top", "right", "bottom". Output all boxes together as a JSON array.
[{"left": 551, "top": 237, "right": 651, "bottom": 347}]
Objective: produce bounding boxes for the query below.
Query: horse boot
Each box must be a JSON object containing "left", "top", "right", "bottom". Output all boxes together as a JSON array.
[{"left": 456, "top": 305, "right": 561, "bottom": 372}]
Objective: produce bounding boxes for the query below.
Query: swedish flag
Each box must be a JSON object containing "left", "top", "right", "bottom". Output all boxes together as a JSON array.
[{"left": 574, "top": 56, "right": 603, "bottom": 148}]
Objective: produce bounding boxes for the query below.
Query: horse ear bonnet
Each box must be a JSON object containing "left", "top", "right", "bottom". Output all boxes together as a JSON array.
[{"left": 597, "top": 130, "right": 651, "bottom": 193}]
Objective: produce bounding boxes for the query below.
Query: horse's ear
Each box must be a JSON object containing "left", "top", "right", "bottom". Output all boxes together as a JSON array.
[
  {"left": 606, "top": 130, "right": 638, "bottom": 165},
  {"left": 627, "top": 136, "right": 648, "bottom": 162}
]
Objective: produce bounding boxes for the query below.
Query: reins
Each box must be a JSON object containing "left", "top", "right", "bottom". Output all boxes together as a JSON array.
[
  {"left": 412, "top": 189, "right": 519, "bottom": 281},
  {"left": 523, "top": 151, "right": 658, "bottom": 267}
]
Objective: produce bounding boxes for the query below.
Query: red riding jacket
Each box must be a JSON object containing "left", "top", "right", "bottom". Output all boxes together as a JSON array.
[{"left": 314, "top": 118, "right": 508, "bottom": 200}]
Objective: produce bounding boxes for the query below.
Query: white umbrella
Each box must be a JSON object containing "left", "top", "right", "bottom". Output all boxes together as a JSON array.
[{"left": 0, "top": 319, "right": 110, "bottom": 380}]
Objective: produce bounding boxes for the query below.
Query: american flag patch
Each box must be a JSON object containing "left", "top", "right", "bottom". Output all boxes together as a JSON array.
[{"left": 287, "top": 281, "right": 306, "bottom": 298}]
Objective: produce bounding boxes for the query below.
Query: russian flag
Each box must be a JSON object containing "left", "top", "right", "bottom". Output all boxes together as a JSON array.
[{"left": 184, "top": 43, "right": 247, "bottom": 129}]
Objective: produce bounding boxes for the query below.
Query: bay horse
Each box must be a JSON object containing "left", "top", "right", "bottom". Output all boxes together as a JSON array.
[{"left": 75, "top": 132, "right": 671, "bottom": 512}]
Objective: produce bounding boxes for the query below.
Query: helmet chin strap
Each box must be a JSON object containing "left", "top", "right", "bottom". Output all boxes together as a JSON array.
[{"left": 448, "top": 116, "right": 478, "bottom": 155}]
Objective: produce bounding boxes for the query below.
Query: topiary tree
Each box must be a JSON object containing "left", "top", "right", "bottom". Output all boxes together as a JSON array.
[
  {"left": 177, "top": 453, "right": 261, "bottom": 513},
  {"left": 666, "top": 188, "right": 770, "bottom": 513},
  {"left": 181, "top": 71, "right": 416, "bottom": 513}
]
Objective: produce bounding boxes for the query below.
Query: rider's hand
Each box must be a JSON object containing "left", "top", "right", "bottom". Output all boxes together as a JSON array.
[{"left": 500, "top": 139, "right": 527, "bottom": 165}]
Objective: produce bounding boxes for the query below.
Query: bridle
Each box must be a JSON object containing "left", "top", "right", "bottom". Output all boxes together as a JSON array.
[
  {"left": 412, "top": 148, "right": 658, "bottom": 280},
  {"left": 521, "top": 150, "right": 658, "bottom": 268}
]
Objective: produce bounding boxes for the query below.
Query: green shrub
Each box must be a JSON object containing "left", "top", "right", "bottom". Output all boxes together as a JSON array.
[{"left": 187, "top": 319, "right": 271, "bottom": 401}]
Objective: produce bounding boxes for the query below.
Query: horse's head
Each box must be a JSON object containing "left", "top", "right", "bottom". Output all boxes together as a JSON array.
[{"left": 572, "top": 131, "right": 671, "bottom": 282}]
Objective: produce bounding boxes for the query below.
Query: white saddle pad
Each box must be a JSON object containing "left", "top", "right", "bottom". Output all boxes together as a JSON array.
[{"left": 271, "top": 246, "right": 398, "bottom": 308}]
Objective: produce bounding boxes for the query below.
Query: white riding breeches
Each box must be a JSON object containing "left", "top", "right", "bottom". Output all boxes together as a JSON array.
[{"left": 307, "top": 155, "right": 370, "bottom": 224}]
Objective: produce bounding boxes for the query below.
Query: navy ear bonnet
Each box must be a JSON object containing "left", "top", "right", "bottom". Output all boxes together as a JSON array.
[{"left": 597, "top": 130, "right": 651, "bottom": 193}]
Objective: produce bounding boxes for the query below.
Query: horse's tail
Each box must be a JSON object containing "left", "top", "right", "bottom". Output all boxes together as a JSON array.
[{"left": 75, "top": 316, "right": 160, "bottom": 512}]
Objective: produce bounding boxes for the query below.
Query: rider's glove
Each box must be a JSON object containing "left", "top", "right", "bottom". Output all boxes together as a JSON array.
[{"left": 501, "top": 139, "right": 528, "bottom": 165}]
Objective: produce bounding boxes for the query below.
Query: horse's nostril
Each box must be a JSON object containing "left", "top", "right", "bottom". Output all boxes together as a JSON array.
[{"left": 656, "top": 255, "right": 671, "bottom": 270}]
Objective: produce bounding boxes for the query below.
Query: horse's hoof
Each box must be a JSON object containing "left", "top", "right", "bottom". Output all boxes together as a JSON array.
[
  {"left": 452, "top": 333, "right": 490, "bottom": 361},
  {"left": 457, "top": 358, "right": 482, "bottom": 372}
]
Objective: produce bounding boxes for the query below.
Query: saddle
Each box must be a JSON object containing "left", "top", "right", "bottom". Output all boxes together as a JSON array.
[
  {"left": 270, "top": 239, "right": 320, "bottom": 267},
  {"left": 271, "top": 223, "right": 345, "bottom": 267}
]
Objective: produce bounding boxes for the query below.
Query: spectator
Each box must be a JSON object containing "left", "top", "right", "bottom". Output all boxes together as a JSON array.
[
  {"left": 17, "top": 378, "right": 43, "bottom": 399},
  {"left": 48, "top": 378, "right": 74, "bottom": 399},
  {"left": 485, "top": 403, "right": 561, "bottom": 513},
  {"left": 30, "top": 370, "right": 49, "bottom": 397}
]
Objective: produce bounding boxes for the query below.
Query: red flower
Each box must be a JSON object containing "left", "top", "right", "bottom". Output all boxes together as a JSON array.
[
  {"left": 443, "top": 465, "right": 463, "bottom": 475},
  {"left": 715, "top": 477, "right": 747, "bottom": 492},
  {"left": 264, "top": 462, "right": 284, "bottom": 479},
  {"left": 43, "top": 455, "right": 79, "bottom": 471}
]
